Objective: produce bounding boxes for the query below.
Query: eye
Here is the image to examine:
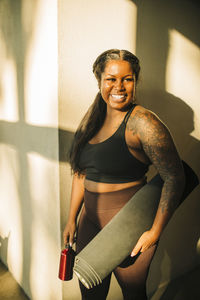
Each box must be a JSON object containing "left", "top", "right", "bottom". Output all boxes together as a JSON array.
[
  {"left": 124, "top": 78, "right": 134, "bottom": 82},
  {"left": 106, "top": 78, "right": 115, "bottom": 81}
]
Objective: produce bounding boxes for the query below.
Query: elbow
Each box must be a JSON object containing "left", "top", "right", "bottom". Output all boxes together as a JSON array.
[
  {"left": 164, "top": 170, "right": 186, "bottom": 197},
  {"left": 176, "top": 171, "right": 186, "bottom": 207},
  {"left": 165, "top": 166, "right": 185, "bottom": 188},
  {"left": 173, "top": 169, "right": 186, "bottom": 203}
]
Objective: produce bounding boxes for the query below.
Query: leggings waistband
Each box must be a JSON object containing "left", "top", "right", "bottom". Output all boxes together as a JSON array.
[{"left": 84, "top": 182, "right": 145, "bottom": 211}]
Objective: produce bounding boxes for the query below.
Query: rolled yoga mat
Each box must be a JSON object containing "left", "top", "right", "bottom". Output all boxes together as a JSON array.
[{"left": 73, "top": 161, "right": 199, "bottom": 289}]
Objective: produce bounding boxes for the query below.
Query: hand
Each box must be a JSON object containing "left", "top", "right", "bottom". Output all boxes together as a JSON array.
[
  {"left": 63, "top": 221, "right": 76, "bottom": 247},
  {"left": 131, "top": 230, "right": 159, "bottom": 257}
]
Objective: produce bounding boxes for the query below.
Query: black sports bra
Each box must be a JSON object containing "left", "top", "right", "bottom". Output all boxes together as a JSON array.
[{"left": 79, "top": 105, "right": 150, "bottom": 183}]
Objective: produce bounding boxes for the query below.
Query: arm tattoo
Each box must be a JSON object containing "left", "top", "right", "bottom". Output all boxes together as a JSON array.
[{"left": 127, "top": 109, "right": 185, "bottom": 215}]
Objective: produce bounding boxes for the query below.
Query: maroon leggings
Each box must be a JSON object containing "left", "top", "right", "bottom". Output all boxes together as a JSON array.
[{"left": 76, "top": 185, "right": 158, "bottom": 300}]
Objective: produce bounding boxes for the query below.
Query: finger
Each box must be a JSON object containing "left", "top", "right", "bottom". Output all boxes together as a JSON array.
[
  {"left": 140, "top": 242, "right": 154, "bottom": 253},
  {"left": 69, "top": 236, "right": 73, "bottom": 247},
  {"left": 131, "top": 242, "right": 142, "bottom": 257},
  {"left": 140, "top": 245, "right": 147, "bottom": 253},
  {"left": 69, "top": 231, "right": 76, "bottom": 247},
  {"left": 63, "top": 235, "right": 68, "bottom": 246},
  {"left": 63, "top": 232, "right": 69, "bottom": 246}
]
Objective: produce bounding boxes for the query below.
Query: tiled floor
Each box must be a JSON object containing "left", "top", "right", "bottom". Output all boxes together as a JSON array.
[{"left": 0, "top": 259, "right": 200, "bottom": 300}]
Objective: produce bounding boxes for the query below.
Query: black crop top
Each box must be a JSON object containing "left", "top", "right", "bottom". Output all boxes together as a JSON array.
[{"left": 79, "top": 105, "right": 149, "bottom": 183}]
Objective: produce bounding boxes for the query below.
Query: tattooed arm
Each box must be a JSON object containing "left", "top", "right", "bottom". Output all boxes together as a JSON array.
[{"left": 127, "top": 107, "right": 185, "bottom": 256}]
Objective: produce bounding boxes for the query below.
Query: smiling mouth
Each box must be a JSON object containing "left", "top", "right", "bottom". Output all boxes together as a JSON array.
[{"left": 110, "top": 94, "right": 126, "bottom": 100}]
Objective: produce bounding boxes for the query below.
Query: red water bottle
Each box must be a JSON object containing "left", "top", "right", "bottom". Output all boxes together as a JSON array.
[{"left": 58, "top": 245, "right": 76, "bottom": 281}]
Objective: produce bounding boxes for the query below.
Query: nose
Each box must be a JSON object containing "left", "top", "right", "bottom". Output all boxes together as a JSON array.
[{"left": 114, "top": 79, "right": 125, "bottom": 91}]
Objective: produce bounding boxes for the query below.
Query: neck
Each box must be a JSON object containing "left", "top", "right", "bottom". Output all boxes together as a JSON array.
[
  {"left": 105, "top": 108, "right": 126, "bottom": 125},
  {"left": 106, "top": 104, "right": 133, "bottom": 119}
]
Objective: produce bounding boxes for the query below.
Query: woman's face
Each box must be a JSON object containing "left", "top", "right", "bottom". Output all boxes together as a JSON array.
[{"left": 100, "top": 60, "right": 135, "bottom": 111}]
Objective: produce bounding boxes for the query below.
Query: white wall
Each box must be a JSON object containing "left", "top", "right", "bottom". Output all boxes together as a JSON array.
[
  {"left": 59, "top": 0, "right": 200, "bottom": 299},
  {"left": 58, "top": 0, "right": 137, "bottom": 132},
  {"left": 58, "top": 1, "right": 137, "bottom": 299},
  {"left": 0, "top": 1, "right": 62, "bottom": 299},
  {"left": 0, "top": 0, "right": 199, "bottom": 299}
]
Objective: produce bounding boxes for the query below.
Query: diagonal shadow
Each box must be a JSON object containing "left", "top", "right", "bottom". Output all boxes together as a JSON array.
[
  {"left": 0, "top": 1, "right": 199, "bottom": 299},
  {"left": 0, "top": 1, "right": 74, "bottom": 298},
  {"left": 0, "top": 0, "right": 40, "bottom": 298},
  {"left": 129, "top": 0, "right": 200, "bottom": 299}
]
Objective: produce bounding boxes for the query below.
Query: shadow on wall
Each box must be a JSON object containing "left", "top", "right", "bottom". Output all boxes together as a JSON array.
[
  {"left": 0, "top": 0, "right": 199, "bottom": 299},
  {"left": 0, "top": 2, "right": 73, "bottom": 298},
  {"left": 129, "top": 0, "right": 200, "bottom": 298},
  {"left": 0, "top": 0, "right": 39, "bottom": 298},
  {"left": 59, "top": 129, "right": 74, "bottom": 163},
  {"left": 0, "top": 233, "right": 10, "bottom": 265},
  {"left": 139, "top": 90, "right": 200, "bottom": 169}
]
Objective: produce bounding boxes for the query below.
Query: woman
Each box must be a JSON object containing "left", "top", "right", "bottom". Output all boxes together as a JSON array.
[{"left": 63, "top": 49, "right": 185, "bottom": 300}]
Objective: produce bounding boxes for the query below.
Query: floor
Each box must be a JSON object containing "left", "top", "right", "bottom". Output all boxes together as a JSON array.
[
  {"left": 0, "top": 261, "right": 29, "bottom": 300},
  {"left": 150, "top": 266, "right": 200, "bottom": 300},
  {"left": 0, "top": 260, "right": 200, "bottom": 300}
]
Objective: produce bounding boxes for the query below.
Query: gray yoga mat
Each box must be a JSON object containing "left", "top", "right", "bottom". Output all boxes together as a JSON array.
[{"left": 73, "top": 161, "right": 199, "bottom": 289}]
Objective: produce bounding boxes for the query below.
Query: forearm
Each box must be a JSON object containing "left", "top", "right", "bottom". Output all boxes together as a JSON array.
[
  {"left": 63, "top": 173, "right": 85, "bottom": 245},
  {"left": 68, "top": 173, "right": 85, "bottom": 223},
  {"left": 151, "top": 173, "right": 185, "bottom": 238}
]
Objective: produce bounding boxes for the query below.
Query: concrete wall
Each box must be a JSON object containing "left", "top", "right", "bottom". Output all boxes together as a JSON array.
[
  {"left": 0, "top": 0, "right": 62, "bottom": 299},
  {"left": 59, "top": 0, "right": 200, "bottom": 300}
]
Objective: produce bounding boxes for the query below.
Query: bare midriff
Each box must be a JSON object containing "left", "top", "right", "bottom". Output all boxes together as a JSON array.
[{"left": 84, "top": 177, "right": 146, "bottom": 193}]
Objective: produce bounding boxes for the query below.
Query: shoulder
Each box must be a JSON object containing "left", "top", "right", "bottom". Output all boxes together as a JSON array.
[
  {"left": 127, "top": 105, "right": 171, "bottom": 143},
  {"left": 131, "top": 105, "right": 163, "bottom": 123},
  {"left": 127, "top": 105, "right": 166, "bottom": 131}
]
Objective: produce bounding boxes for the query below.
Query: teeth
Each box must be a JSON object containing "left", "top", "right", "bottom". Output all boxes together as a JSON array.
[{"left": 111, "top": 95, "right": 125, "bottom": 99}]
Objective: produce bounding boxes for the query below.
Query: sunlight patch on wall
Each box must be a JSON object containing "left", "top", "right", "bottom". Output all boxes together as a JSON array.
[
  {"left": 0, "top": 58, "right": 18, "bottom": 122},
  {"left": 166, "top": 29, "right": 200, "bottom": 140},
  {"left": 0, "top": 144, "right": 23, "bottom": 280},
  {"left": 30, "top": 233, "right": 62, "bottom": 300},
  {"left": 27, "top": 151, "right": 60, "bottom": 232},
  {"left": 59, "top": 0, "right": 137, "bottom": 131},
  {"left": 25, "top": 0, "right": 58, "bottom": 127},
  {"left": 27, "top": 151, "right": 61, "bottom": 300}
]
